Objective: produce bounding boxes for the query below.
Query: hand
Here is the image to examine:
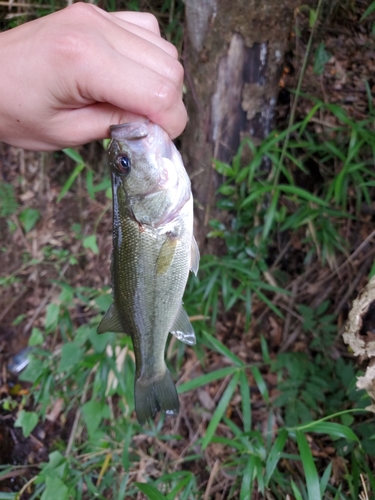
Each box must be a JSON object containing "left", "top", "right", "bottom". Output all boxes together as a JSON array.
[{"left": 0, "top": 3, "right": 187, "bottom": 151}]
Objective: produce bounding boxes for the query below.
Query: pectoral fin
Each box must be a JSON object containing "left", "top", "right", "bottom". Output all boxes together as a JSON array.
[
  {"left": 190, "top": 236, "right": 200, "bottom": 276},
  {"left": 156, "top": 234, "right": 178, "bottom": 275},
  {"left": 97, "top": 303, "right": 124, "bottom": 334},
  {"left": 170, "top": 306, "right": 196, "bottom": 345}
]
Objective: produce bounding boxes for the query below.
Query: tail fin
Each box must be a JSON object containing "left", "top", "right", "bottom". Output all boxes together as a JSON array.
[{"left": 135, "top": 369, "right": 179, "bottom": 425}]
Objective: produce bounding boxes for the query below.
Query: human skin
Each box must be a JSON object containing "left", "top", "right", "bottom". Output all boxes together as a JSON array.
[{"left": 0, "top": 3, "right": 187, "bottom": 151}]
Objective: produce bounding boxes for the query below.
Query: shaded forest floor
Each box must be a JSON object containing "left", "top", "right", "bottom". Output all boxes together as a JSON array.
[{"left": 1, "top": 1, "right": 375, "bottom": 499}]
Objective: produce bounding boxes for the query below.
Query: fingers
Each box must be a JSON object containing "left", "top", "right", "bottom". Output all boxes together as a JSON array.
[
  {"left": 60, "top": 4, "right": 181, "bottom": 88},
  {"left": 52, "top": 5, "right": 187, "bottom": 137},
  {"left": 80, "top": 5, "right": 177, "bottom": 59},
  {"left": 90, "top": 5, "right": 161, "bottom": 35},
  {"left": 0, "top": 3, "right": 188, "bottom": 151},
  {"left": 79, "top": 48, "right": 187, "bottom": 139},
  {"left": 111, "top": 11, "right": 161, "bottom": 35}
]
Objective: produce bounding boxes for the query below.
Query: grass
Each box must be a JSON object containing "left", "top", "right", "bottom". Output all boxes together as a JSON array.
[{"left": 1, "top": 0, "right": 375, "bottom": 499}]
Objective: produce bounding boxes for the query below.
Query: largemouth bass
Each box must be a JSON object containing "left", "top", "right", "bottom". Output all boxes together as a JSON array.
[{"left": 98, "top": 121, "right": 199, "bottom": 425}]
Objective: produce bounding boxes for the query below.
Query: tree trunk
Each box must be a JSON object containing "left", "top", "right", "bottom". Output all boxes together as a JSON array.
[{"left": 182, "top": 0, "right": 299, "bottom": 251}]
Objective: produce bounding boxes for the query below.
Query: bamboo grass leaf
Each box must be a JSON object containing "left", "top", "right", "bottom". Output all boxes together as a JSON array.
[
  {"left": 265, "top": 429, "right": 288, "bottom": 486},
  {"left": 296, "top": 430, "right": 321, "bottom": 500},
  {"left": 239, "top": 370, "right": 251, "bottom": 432},
  {"left": 177, "top": 366, "right": 238, "bottom": 394},
  {"left": 135, "top": 483, "right": 168, "bottom": 500},
  {"left": 202, "top": 330, "right": 244, "bottom": 367},
  {"left": 202, "top": 372, "right": 240, "bottom": 449}
]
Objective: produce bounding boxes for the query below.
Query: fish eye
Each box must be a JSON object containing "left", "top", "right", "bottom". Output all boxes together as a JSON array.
[{"left": 116, "top": 154, "right": 131, "bottom": 175}]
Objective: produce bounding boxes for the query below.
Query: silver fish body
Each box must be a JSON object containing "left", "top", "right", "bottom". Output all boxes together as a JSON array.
[{"left": 98, "top": 121, "right": 199, "bottom": 424}]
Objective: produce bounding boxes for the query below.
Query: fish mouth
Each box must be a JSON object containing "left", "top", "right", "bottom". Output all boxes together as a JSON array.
[{"left": 110, "top": 121, "right": 149, "bottom": 141}]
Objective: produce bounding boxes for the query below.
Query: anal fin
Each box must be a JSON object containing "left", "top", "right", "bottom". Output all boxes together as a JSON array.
[
  {"left": 97, "top": 303, "right": 124, "bottom": 334},
  {"left": 190, "top": 236, "right": 200, "bottom": 276},
  {"left": 170, "top": 306, "right": 196, "bottom": 345}
]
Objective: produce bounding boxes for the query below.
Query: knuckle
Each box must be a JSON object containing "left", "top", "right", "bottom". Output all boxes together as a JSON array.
[
  {"left": 140, "top": 13, "right": 160, "bottom": 34},
  {"left": 166, "top": 42, "right": 179, "bottom": 61},
  {"left": 153, "top": 79, "right": 179, "bottom": 111},
  {"left": 166, "top": 60, "right": 184, "bottom": 87},
  {"left": 64, "top": 2, "right": 97, "bottom": 19},
  {"left": 53, "top": 30, "right": 90, "bottom": 64}
]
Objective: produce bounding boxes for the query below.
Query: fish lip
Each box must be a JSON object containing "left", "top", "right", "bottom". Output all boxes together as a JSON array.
[{"left": 110, "top": 121, "right": 149, "bottom": 141}]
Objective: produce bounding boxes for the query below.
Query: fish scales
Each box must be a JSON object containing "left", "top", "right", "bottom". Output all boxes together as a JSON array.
[{"left": 98, "top": 121, "right": 199, "bottom": 425}]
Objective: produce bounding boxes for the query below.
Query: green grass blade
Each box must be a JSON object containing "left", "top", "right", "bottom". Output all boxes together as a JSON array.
[
  {"left": 262, "top": 189, "right": 279, "bottom": 240},
  {"left": 239, "top": 370, "right": 251, "bottom": 432},
  {"left": 202, "top": 330, "right": 244, "bottom": 367},
  {"left": 240, "top": 456, "right": 255, "bottom": 500},
  {"left": 296, "top": 430, "right": 321, "bottom": 500},
  {"left": 57, "top": 162, "right": 85, "bottom": 202},
  {"left": 202, "top": 371, "right": 240, "bottom": 449},
  {"left": 296, "top": 421, "right": 359, "bottom": 442},
  {"left": 135, "top": 483, "right": 168, "bottom": 500},
  {"left": 290, "top": 479, "right": 304, "bottom": 500},
  {"left": 320, "top": 461, "right": 332, "bottom": 497},
  {"left": 264, "top": 429, "right": 288, "bottom": 486},
  {"left": 250, "top": 366, "right": 269, "bottom": 404},
  {"left": 63, "top": 148, "right": 84, "bottom": 164},
  {"left": 177, "top": 366, "right": 238, "bottom": 393},
  {"left": 278, "top": 185, "right": 328, "bottom": 206}
]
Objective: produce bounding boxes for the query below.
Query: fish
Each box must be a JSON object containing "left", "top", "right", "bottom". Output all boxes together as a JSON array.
[{"left": 98, "top": 121, "right": 199, "bottom": 425}]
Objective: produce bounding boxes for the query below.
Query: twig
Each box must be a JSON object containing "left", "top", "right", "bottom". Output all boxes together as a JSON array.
[
  {"left": 66, "top": 363, "right": 98, "bottom": 456},
  {"left": 203, "top": 459, "right": 221, "bottom": 500}
]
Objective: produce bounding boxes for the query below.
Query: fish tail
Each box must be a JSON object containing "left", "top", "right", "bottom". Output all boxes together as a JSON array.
[{"left": 135, "top": 369, "right": 179, "bottom": 425}]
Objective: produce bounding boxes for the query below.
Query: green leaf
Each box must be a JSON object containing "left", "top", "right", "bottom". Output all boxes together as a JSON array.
[
  {"left": 361, "top": 1, "right": 375, "bottom": 20},
  {"left": 251, "top": 366, "right": 269, "bottom": 404},
  {"left": 58, "top": 343, "right": 84, "bottom": 372},
  {"left": 265, "top": 429, "right": 288, "bottom": 486},
  {"left": 313, "top": 42, "right": 331, "bottom": 75},
  {"left": 309, "top": 8, "right": 317, "bottom": 27},
  {"left": 19, "top": 208, "right": 41, "bottom": 233},
  {"left": 214, "top": 161, "right": 233, "bottom": 176},
  {"left": 81, "top": 400, "right": 109, "bottom": 438},
  {"left": 240, "top": 456, "right": 254, "bottom": 500},
  {"left": 0, "top": 182, "right": 17, "bottom": 216},
  {"left": 202, "top": 330, "right": 244, "bottom": 367},
  {"left": 290, "top": 479, "right": 304, "bottom": 500},
  {"left": 62, "top": 148, "right": 84, "bottom": 164},
  {"left": 320, "top": 462, "right": 332, "bottom": 497},
  {"left": 177, "top": 366, "right": 238, "bottom": 394},
  {"left": 57, "top": 159, "right": 85, "bottom": 202},
  {"left": 297, "top": 421, "right": 359, "bottom": 442},
  {"left": 29, "top": 327, "right": 43, "bottom": 346},
  {"left": 14, "top": 410, "right": 38, "bottom": 438},
  {"left": 89, "top": 330, "right": 114, "bottom": 353},
  {"left": 19, "top": 356, "right": 45, "bottom": 382},
  {"left": 135, "top": 483, "right": 168, "bottom": 500},
  {"left": 45, "top": 303, "right": 60, "bottom": 330},
  {"left": 202, "top": 371, "right": 240, "bottom": 449},
  {"left": 41, "top": 475, "right": 69, "bottom": 500},
  {"left": 296, "top": 430, "right": 321, "bottom": 500},
  {"left": 83, "top": 234, "right": 99, "bottom": 254},
  {"left": 262, "top": 189, "right": 279, "bottom": 239},
  {"left": 239, "top": 370, "right": 251, "bottom": 432}
]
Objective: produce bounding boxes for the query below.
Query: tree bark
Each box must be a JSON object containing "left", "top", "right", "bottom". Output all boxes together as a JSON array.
[{"left": 182, "top": 0, "right": 299, "bottom": 250}]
